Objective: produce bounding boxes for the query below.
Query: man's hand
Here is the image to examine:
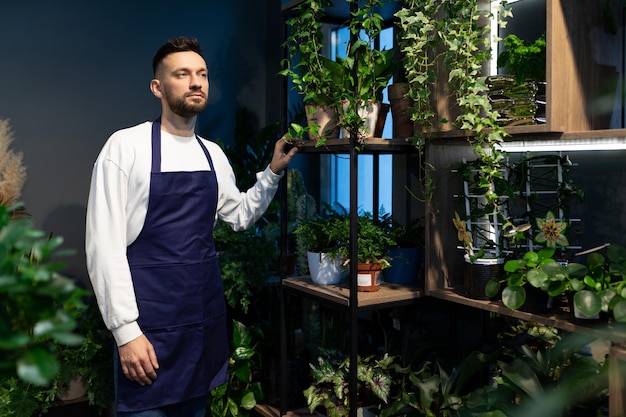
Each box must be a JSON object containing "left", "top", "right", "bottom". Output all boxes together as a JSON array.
[
  {"left": 269, "top": 135, "right": 299, "bottom": 175},
  {"left": 118, "top": 334, "right": 159, "bottom": 386}
]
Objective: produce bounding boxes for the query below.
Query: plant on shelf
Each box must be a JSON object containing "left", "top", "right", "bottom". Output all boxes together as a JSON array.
[
  {"left": 280, "top": 0, "right": 344, "bottom": 143},
  {"left": 380, "top": 214, "right": 425, "bottom": 285},
  {"left": 336, "top": 213, "right": 397, "bottom": 292},
  {"left": 452, "top": 156, "right": 521, "bottom": 300},
  {"left": 293, "top": 207, "right": 349, "bottom": 285},
  {"left": 395, "top": 0, "right": 511, "bottom": 144},
  {"left": 489, "top": 31, "right": 547, "bottom": 127},
  {"left": 303, "top": 348, "right": 394, "bottom": 417},
  {"left": 484, "top": 209, "right": 569, "bottom": 311},
  {"left": 453, "top": 158, "right": 519, "bottom": 261},
  {"left": 345, "top": 214, "right": 396, "bottom": 267},
  {"left": 339, "top": 0, "right": 396, "bottom": 140},
  {"left": 485, "top": 247, "right": 559, "bottom": 312},
  {"left": 497, "top": 33, "right": 546, "bottom": 84},
  {"left": 536, "top": 243, "right": 626, "bottom": 321},
  {"left": 460, "top": 319, "right": 609, "bottom": 416}
]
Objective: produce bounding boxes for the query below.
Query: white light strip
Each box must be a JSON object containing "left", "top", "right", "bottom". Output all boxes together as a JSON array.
[{"left": 500, "top": 138, "right": 626, "bottom": 152}]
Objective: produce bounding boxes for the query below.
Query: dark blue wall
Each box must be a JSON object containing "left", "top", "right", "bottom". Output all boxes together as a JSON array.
[{"left": 0, "top": 0, "right": 282, "bottom": 283}]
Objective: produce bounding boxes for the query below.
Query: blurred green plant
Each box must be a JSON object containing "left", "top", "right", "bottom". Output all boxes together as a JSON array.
[
  {"left": 0, "top": 203, "right": 85, "bottom": 386},
  {"left": 206, "top": 320, "right": 265, "bottom": 417}
]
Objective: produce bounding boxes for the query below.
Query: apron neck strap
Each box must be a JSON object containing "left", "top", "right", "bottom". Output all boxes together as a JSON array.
[{"left": 151, "top": 118, "right": 162, "bottom": 174}]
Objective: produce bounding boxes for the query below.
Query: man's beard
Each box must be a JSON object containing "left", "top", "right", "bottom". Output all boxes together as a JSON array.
[{"left": 164, "top": 90, "right": 208, "bottom": 118}]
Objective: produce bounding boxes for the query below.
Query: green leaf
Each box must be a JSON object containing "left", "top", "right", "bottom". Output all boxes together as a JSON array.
[
  {"left": 498, "top": 358, "right": 543, "bottom": 399},
  {"left": 573, "top": 290, "right": 602, "bottom": 318},
  {"left": 502, "top": 286, "right": 525, "bottom": 310},
  {"left": 0, "top": 333, "right": 29, "bottom": 349},
  {"left": 233, "top": 346, "right": 255, "bottom": 361},
  {"left": 599, "top": 289, "right": 616, "bottom": 312},
  {"left": 17, "top": 347, "right": 59, "bottom": 385},
  {"left": 526, "top": 269, "right": 548, "bottom": 288},
  {"left": 545, "top": 280, "right": 567, "bottom": 297},
  {"left": 613, "top": 299, "right": 626, "bottom": 322},
  {"left": 240, "top": 390, "right": 256, "bottom": 410},
  {"left": 504, "top": 259, "right": 523, "bottom": 272},
  {"left": 50, "top": 332, "right": 85, "bottom": 346},
  {"left": 485, "top": 279, "right": 500, "bottom": 298}
]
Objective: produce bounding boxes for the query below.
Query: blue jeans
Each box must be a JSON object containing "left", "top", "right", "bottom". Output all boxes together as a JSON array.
[{"left": 116, "top": 395, "right": 207, "bottom": 417}]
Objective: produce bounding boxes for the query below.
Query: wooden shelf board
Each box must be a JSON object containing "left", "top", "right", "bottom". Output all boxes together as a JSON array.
[
  {"left": 294, "top": 138, "right": 417, "bottom": 154},
  {"left": 282, "top": 276, "right": 423, "bottom": 310},
  {"left": 428, "top": 287, "right": 626, "bottom": 343}
]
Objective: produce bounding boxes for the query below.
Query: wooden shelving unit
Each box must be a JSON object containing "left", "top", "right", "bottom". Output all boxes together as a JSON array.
[
  {"left": 424, "top": 1, "right": 626, "bottom": 415},
  {"left": 282, "top": 0, "right": 626, "bottom": 415},
  {"left": 278, "top": 137, "right": 419, "bottom": 416}
]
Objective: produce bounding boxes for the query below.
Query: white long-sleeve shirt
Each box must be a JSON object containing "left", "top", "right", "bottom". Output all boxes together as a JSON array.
[{"left": 85, "top": 121, "right": 281, "bottom": 346}]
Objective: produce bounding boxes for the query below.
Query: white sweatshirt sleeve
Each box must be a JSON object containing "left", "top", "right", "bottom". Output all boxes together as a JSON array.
[{"left": 85, "top": 157, "right": 142, "bottom": 346}]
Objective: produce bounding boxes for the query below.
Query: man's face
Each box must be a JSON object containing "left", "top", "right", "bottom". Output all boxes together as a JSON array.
[{"left": 157, "top": 51, "right": 209, "bottom": 117}]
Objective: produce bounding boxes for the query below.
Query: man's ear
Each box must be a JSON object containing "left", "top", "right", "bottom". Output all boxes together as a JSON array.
[{"left": 150, "top": 79, "right": 162, "bottom": 98}]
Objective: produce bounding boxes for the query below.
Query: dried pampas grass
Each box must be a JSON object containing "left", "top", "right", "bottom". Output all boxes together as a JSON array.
[{"left": 0, "top": 119, "right": 27, "bottom": 208}]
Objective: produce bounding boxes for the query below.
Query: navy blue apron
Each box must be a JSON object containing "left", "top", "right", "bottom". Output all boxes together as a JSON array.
[{"left": 116, "top": 119, "right": 229, "bottom": 412}]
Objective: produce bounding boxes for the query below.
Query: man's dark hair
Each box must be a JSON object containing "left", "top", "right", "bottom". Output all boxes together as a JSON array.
[{"left": 152, "top": 36, "right": 203, "bottom": 77}]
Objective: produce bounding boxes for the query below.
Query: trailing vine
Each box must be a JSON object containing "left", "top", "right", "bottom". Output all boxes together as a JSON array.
[{"left": 396, "top": 0, "right": 514, "bottom": 229}]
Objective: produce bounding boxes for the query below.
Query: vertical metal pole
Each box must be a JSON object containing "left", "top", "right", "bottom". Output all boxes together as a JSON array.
[
  {"left": 349, "top": 143, "right": 359, "bottom": 417},
  {"left": 348, "top": 0, "right": 359, "bottom": 415},
  {"left": 279, "top": 176, "right": 288, "bottom": 417},
  {"left": 373, "top": 154, "right": 380, "bottom": 220},
  {"left": 279, "top": 5, "right": 289, "bottom": 416}
]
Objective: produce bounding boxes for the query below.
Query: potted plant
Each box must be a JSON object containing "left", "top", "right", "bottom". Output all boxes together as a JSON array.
[
  {"left": 339, "top": 0, "right": 397, "bottom": 140},
  {"left": 380, "top": 215, "right": 425, "bottom": 286},
  {"left": 280, "top": 0, "right": 343, "bottom": 143},
  {"left": 294, "top": 209, "right": 348, "bottom": 285},
  {"left": 488, "top": 32, "right": 547, "bottom": 126},
  {"left": 485, "top": 247, "right": 557, "bottom": 313},
  {"left": 452, "top": 156, "right": 519, "bottom": 300},
  {"left": 337, "top": 214, "right": 397, "bottom": 292},
  {"left": 539, "top": 244, "right": 626, "bottom": 322},
  {"left": 303, "top": 348, "right": 394, "bottom": 417},
  {"left": 338, "top": 45, "right": 396, "bottom": 139},
  {"left": 482, "top": 208, "right": 569, "bottom": 312}
]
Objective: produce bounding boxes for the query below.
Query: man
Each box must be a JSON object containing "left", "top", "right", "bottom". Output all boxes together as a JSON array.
[{"left": 85, "top": 36, "right": 297, "bottom": 417}]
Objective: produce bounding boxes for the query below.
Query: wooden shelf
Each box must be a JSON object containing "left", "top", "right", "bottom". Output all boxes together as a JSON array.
[
  {"left": 282, "top": 276, "right": 423, "bottom": 311},
  {"left": 428, "top": 288, "right": 626, "bottom": 344},
  {"left": 292, "top": 137, "right": 418, "bottom": 154}
]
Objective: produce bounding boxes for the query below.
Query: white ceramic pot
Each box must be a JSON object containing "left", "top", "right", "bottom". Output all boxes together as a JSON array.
[
  {"left": 307, "top": 251, "right": 343, "bottom": 285},
  {"left": 341, "top": 100, "right": 380, "bottom": 139}
]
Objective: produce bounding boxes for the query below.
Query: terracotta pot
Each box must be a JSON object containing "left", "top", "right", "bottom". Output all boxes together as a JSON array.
[
  {"left": 305, "top": 105, "right": 340, "bottom": 141},
  {"left": 373, "top": 103, "right": 390, "bottom": 138},
  {"left": 357, "top": 262, "right": 383, "bottom": 292},
  {"left": 388, "top": 83, "right": 414, "bottom": 139},
  {"left": 58, "top": 376, "right": 87, "bottom": 402}
]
